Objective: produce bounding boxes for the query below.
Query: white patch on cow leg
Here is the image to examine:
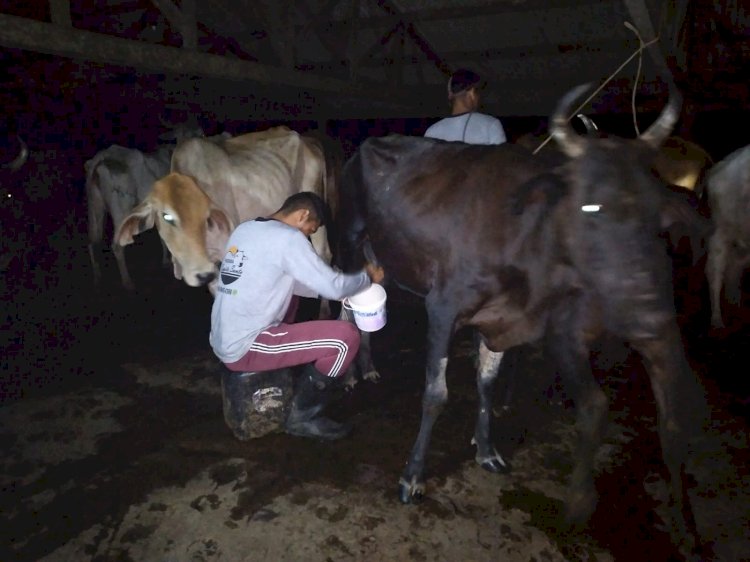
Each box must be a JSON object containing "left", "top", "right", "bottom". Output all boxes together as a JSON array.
[
  {"left": 477, "top": 340, "right": 503, "bottom": 381},
  {"left": 473, "top": 445, "right": 508, "bottom": 468}
]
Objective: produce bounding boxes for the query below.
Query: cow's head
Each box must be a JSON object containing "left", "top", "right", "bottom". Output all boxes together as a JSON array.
[
  {"left": 548, "top": 83, "right": 682, "bottom": 335},
  {"left": 115, "top": 172, "right": 234, "bottom": 288}
]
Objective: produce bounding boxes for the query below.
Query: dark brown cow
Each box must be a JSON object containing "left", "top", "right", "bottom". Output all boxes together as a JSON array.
[{"left": 337, "top": 84, "right": 707, "bottom": 556}]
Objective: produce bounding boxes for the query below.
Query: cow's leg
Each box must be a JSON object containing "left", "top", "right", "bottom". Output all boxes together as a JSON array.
[
  {"left": 338, "top": 306, "right": 379, "bottom": 390},
  {"left": 472, "top": 339, "right": 511, "bottom": 473},
  {"left": 706, "top": 230, "right": 728, "bottom": 328},
  {"left": 319, "top": 298, "right": 333, "bottom": 320},
  {"left": 398, "top": 298, "right": 454, "bottom": 504},
  {"left": 635, "top": 331, "right": 705, "bottom": 557},
  {"left": 566, "top": 371, "right": 608, "bottom": 525},
  {"left": 88, "top": 243, "right": 103, "bottom": 289},
  {"left": 159, "top": 238, "right": 171, "bottom": 268},
  {"left": 310, "top": 226, "right": 333, "bottom": 320},
  {"left": 87, "top": 184, "right": 106, "bottom": 289},
  {"left": 723, "top": 251, "right": 748, "bottom": 308},
  {"left": 548, "top": 325, "right": 609, "bottom": 525},
  {"left": 112, "top": 242, "right": 135, "bottom": 292}
]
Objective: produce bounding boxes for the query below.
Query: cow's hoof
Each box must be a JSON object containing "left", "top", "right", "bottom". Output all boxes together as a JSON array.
[
  {"left": 362, "top": 369, "right": 380, "bottom": 382},
  {"left": 565, "top": 487, "right": 597, "bottom": 526},
  {"left": 480, "top": 456, "right": 511, "bottom": 474},
  {"left": 476, "top": 448, "right": 511, "bottom": 474},
  {"left": 398, "top": 476, "right": 425, "bottom": 504}
]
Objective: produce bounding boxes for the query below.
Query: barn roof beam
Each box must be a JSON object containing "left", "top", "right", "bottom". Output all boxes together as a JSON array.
[
  {"left": 375, "top": 0, "right": 449, "bottom": 76},
  {"left": 292, "top": 0, "right": 613, "bottom": 32},
  {"left": 0, "top": 13, "right": 414, "bottom": 110},
  {"left": 150, "top": 0, "right": 197, "bottom": 50},
  {"left": 622, "top": 0, "right": 674, "bottom": 80},
  {"left": 308, "top": 38, "right": 635, "bottom": 69}
]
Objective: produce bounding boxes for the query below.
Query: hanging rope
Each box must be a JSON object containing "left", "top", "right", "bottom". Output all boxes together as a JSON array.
[
  {"left": 532, "top": 25, "right": 660, "bottom": 154},
  {"left": 625, "top": 21, "right": 647, "bottom": 136}
]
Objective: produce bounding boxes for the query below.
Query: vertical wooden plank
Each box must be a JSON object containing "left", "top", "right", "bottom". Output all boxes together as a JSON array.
[
  {"left": 181, "top": 0, "right": 197, "bottom": 51},
  {"left": 49, "top": 0, "right": 71, "bottom": 27}
]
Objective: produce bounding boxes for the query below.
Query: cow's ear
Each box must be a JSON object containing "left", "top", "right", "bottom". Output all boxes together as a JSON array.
[
  {"left": 511, "top": 173, "right": 568, "bottom": 216},
  {"left": 207, "top": 208, "right": 233, "bottom": 236},
  {"left": 116, "top": 200, "right": 155, "bottom": 246}
]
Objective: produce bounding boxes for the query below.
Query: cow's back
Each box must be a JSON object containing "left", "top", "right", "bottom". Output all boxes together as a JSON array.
[
  {"left": 87, "top": 145, "right": 171, "bottom": 216},
  {"left": 342, "top": 135, "right": 558, "bottom": 305},
  {"left": 171, "top": 128, "right": 323, "bottom": 225},
  {"left": 707, "top": 144, "right": 750, "bottom": 229}
]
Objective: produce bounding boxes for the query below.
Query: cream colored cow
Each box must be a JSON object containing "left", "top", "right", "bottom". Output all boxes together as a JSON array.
[{"left": 115, "top": 127, "right": 335, "bottom": 307}]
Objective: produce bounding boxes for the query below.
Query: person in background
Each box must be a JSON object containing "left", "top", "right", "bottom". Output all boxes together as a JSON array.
[
  {"left": 210, "top": 191, "right": 383, "bottom": 440},
  {"left": 424, "top": 68, "right": 507, "bottom": 145}
]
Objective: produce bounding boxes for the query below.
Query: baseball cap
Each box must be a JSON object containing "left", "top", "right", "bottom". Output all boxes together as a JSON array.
[{"left": 447, "top": 69, "right": 486, "bottom": 98}]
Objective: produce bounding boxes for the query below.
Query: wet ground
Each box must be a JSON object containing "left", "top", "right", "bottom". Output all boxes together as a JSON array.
[{"left": 1, "top": 234, "right": 750, "bottom": 561}]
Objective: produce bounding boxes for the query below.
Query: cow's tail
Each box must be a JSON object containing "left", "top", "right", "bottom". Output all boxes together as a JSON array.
[
  {"left": 85, "top": 158, "right": 106, "bottom": 247},
  {"left": 84, "top": 157, "right": 108, "bottom": 286},
  {"left": 335, "top": 151, "right": 368, "bottom": 272}
]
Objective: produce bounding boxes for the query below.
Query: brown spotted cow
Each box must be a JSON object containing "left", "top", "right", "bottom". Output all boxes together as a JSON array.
[{"left": 337, "top": 85, "right": 708, "bottom": 556}]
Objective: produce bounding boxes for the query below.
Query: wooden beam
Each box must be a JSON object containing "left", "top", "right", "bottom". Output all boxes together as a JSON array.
[
  {"left": 376, "top": 0, "right": 448, "bottom": 75},
  {"left": 0, "top": 13, "right": 411, "bottom": 107},
  {"left": 622, "top": 0, "right": 673, "bottom": 79},
  {"left": 151, "top": 0, "right": 196, "bottom": 50},
  {"left": 291, "top": 0, "right": 612, "bottom": 33},
  {"left": 181, "top": 0, "right": 197, "bottom": 51},
  {"left": 330, "top": 38, "right": 633, "bottom": 68},
  {"left": 347, "top": 0, "right": 361, "bottom": 79}
]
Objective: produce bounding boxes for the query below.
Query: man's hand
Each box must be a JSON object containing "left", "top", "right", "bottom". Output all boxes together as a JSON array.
[{"left": 365, "top": 262, "right": 385, "bottom": 284}]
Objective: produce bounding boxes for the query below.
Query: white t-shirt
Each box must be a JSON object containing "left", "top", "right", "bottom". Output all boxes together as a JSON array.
[{"left": 424, "top": 112, "right": 507, "bottom": 145}]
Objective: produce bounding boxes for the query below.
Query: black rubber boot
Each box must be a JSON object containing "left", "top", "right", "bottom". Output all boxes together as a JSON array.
[{"left": 285, "top": 364, "right": 351, "bottom": 440}]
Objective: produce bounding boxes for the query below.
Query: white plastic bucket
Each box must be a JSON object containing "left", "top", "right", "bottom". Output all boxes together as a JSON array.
[{"left": 344, "top": 283, "right": 387, "bottom": 332}]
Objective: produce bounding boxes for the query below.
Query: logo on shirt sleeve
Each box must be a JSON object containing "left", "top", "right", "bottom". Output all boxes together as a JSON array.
[{"left": 220, "top": 246, "right": 246, "bottom": 285}]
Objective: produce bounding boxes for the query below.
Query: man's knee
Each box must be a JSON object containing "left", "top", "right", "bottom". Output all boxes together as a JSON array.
[{"left": 339, "top": 320, "right": 361, "bottom": 349}]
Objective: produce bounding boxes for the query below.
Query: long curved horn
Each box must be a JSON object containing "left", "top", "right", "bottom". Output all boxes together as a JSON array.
[
  {"left": 550, "top": 84, "right": 592, "bottom": 158},
  {"left": 2, "top": 136, "right": 29, "bottom": 171},
  {"left": 638, "top": 87, "right": 682, "bottom": 149}
]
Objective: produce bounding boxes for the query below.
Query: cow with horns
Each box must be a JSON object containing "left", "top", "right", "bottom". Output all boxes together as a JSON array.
[{"left": 336, "top": 84, "right": 708, "bottom": 556}]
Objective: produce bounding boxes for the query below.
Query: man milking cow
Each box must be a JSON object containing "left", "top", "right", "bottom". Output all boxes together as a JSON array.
[{"left": 210, "top": 192, "right": 383, "bottom": 441}]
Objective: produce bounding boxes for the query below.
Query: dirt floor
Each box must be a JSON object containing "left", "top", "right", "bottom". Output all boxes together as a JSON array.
[{"left": 2, "top": 237, "right": 750, "bottom": 562}]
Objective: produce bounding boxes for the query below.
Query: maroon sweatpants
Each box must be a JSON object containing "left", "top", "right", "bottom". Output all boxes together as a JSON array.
[{"left": 224, "top": 297, "right": 361, "bottom": 378}]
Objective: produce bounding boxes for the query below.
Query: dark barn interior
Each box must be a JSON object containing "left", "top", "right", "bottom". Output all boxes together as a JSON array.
[{"left": 1, "top": 1, "right": 749, "bottom": 560}]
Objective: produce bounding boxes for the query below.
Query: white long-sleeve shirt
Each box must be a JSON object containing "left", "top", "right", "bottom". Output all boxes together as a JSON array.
[{"left": 209, "top": 218, "right": 370, "bottom": 363}]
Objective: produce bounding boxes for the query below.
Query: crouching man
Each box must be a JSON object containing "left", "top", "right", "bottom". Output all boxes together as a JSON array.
[{"left": 210, "top": 192, "right": 383, "bottom": 440}]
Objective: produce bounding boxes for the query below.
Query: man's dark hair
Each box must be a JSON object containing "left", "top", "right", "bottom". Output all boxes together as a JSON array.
[
  {"left": 448, "top": 68, "right": 486, "bottom": 98},
  {"left": 278, "top": 192, "right": 328, "bottom": 226}
]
